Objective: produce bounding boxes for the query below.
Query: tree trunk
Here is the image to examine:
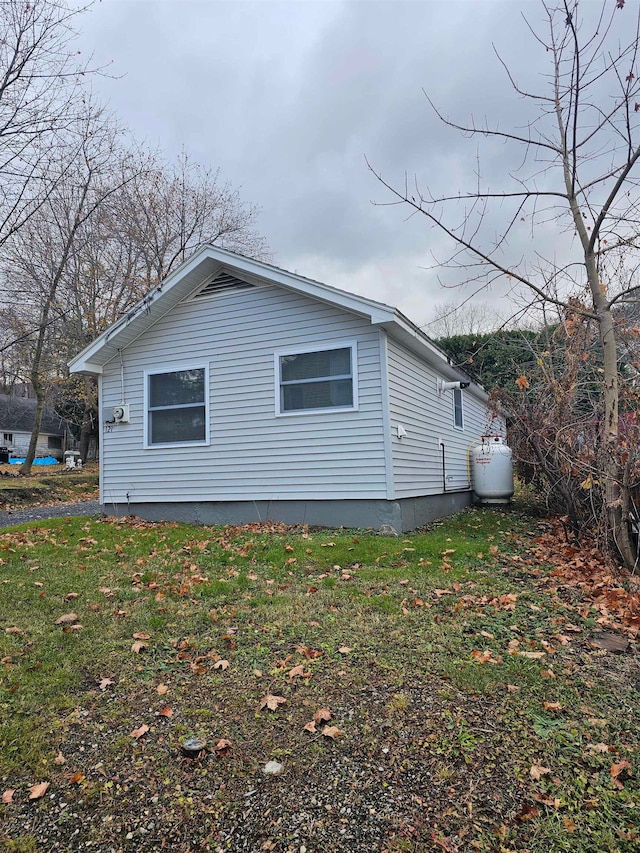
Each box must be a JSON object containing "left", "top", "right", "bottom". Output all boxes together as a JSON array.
[
  {"left": 20, "top": 380, "right": 45, "bottom": 476},
  {"left": 596, "top": 303, "right": 636, "bottom": 567},
  {"left": 78, "top": 376, "right": 97, "bottom": 463}
]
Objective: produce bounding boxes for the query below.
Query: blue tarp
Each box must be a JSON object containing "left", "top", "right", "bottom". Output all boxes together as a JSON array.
[{"left": 9, "top": 457, "right": 59, "bottom": 466}]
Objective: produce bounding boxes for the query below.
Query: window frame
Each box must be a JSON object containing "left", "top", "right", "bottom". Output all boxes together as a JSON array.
[
  {"left": 143, "top": 362, "right": 210, "bottom": 449},
  {"left": 274, "top": 340, "right": 359, "bottom": 417},
  {"left": 453, "top": 387, "right": 464, "bottom": 430}
]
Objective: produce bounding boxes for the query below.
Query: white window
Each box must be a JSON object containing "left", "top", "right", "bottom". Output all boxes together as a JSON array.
[
  {"left": 275, "top": 342, "right": 358, "bottom": 415},
  {"left": 144, "top": 364, "right": 209, "bottom": 447},
  {"left": 3, "top": 433, "right": 12, "bottom": 444},
  {"left": 453, "top": 387, "right": 464, "bottom": 429}
]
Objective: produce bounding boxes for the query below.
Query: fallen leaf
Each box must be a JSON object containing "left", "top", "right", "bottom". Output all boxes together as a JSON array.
[
  {"left": 69, "top": 771, "right": 85, "bottom": 785},
  {"left": 131, "top": 641, "right": 148, "bottom": 653},
  {"left": 471, "top": 649, "right": 502, "bottom": 665},
  {"left": 130, "top": 724, "right": 150, "bottom": 739},
  {"left": 520, "top": 651, "right": 546, "bottom": 659},
  {"left": 338, "top": 646, "right": 351, "bottom": 655},
  {"left": 431, "top": 832, "right": 457, "bottom": 853},
  {"left": 214, "top": 739, "right": 232, "bottom": 751},
  {"left": 64, "top": 592, "right": 80, "bottom": 600},
  {"left": 542, "top": 701, "right": 563, "bottom": 711},
  {"left": 258, "top": 694, "right": 287, "bottom": 712},
  {"left": 132, "top": 632, "right": 151, "bottom": 640},
  {"left": 63, "top": 623, "right": 83, "bottom": 632},
  {"left": 303, "top": 721, "right": 317, "bottom": 733},
  {"left": 288, "top": 663, "right": 310, "bottom": 679},
  {"left": 98, "top": 677, "right": 114, "bottom": 691},
  {"left": 302, "top": 647, "right": 323, "bottom": 659},
  {"left": 54, "top": 752, "right": 66, "bottom": 765},
  {"left": 563, "top": 818, "right": 578, "bottom": 832},
  {"left": 586, "top": 742, "right": 610, "bottom": 754},
  {"left": 54, "top": 613, "right": 77, "bottom": 625},
  {"left": 159, "top": 706, "right": 173, "bottom": 718},
  {"left": 530, "top": 764, "right": 552, "bottom": 781},
  {"left": 321, "top": 725, "right": 342, "bottom": 739},
  {"left": 28, "top": 782, "right": 50, "bottom": 800},
  {"left": 156, "top": 683, "right": 169, "bottom": 695},
  {"left": 213, "top": 659, "right": 229, "bottom": 671},
  {"left": 5, "top": 626, "right": 23, "bottom": 635},
  {"left": 2, "top": 789, "right": 15, "bottom": 803},
  {"left": 516, "top": 802, "right": 539, "bottom": 822},
  {"left": 533, "top": 792, "right": 561, "bottom": 808},
  {"left": 610, "top": 760, "right": 631, "bottom": 789},
  {"left": 314, "top": 708, "right": 332, "bottom": 723}
]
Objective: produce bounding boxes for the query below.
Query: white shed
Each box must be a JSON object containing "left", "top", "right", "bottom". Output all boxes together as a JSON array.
[{"left": 69, "top": 246, "right": 500, "bottom": 531}]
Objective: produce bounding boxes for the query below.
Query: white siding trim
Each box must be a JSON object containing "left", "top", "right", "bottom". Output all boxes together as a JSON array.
[
  {"left": 453, "top": 388, "right": 464, "bottom": 430},
  {"left": 98, "top": 374, "right": 104, "bottom": 504},
  {"left": 143, "top": 362, "right": 210, "bottom": 449},
  {"left": 378, "top": 330, "right": 394, "bottom": 499},
  {"left": 273, "top": 339, "right": 359, "bottom": 417}
]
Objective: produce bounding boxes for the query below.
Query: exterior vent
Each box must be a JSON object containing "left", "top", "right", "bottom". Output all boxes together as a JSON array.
[{"left": 194, "top": 271, "right": 254, "bottom": 299}]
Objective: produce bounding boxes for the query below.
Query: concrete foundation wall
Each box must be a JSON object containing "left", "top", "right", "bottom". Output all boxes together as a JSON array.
[{"left": 102, "top": 491, "right": 472, "bottom": 532}]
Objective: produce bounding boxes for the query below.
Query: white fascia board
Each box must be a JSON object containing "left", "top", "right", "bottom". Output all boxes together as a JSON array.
[
  {"left": 68, "top": 246, "right": 217, "bottom": 374},
  {"left": 72, "top": 362, "right": 103, "bottom": 376},
  {"left": 210, "top": 248, "right": 396, "bottom": 323},
  {"left": 69, "top": 245, "right": 396, "bottom": 374}
]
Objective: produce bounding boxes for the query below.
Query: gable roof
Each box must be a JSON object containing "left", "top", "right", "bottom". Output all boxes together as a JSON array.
[
  {"left": 68, "top": 245, "right": 485, "bottom": 400},
  {"left": 0, "top": 395, "right": 71, "bottom": 436}
]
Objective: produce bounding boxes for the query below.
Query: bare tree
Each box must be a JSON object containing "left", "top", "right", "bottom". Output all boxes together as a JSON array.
[
  {"left": 0, "top": 0, "right": 99, "bottom": 247},
  {"left": 426, "top": 301, "right": 503, "bottom": 340},
  {"left": 0, "top": 102, "right": 136, "bottom": 474},
  {"left": 114, "top": 151, "right": 269, "bottom": 290},
  {"left": 51, "top": 149, "right": 268, "bottom": 461},
  {"left": 369, "top": 0, "right": 640, "bottom": 567}
]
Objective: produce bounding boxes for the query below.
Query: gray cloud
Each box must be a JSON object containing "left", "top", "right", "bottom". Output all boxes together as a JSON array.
[{"left": 78, "top": 0, "right": 629, "bottom": 328}]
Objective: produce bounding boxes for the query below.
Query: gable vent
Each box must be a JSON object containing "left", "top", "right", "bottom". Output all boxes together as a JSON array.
[{"left": 193, "top": 271, "right": 255, "bottom": 299}]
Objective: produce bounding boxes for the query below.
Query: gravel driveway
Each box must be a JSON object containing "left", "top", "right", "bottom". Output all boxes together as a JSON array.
[{"left": 0, "top": 500, "right": 102, "bottom": 529}]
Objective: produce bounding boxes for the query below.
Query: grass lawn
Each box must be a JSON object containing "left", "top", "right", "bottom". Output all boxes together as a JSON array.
[
  {"left": 0, "top": 507, "right": 638, "bottom": 852},
  {"left": 0, "top": 465, "right": 99, "bottom": 510}
]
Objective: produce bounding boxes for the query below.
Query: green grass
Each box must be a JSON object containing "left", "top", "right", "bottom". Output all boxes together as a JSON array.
[
  {"left": 0, "top": 508, "right": 638, "bottom": 852},
  {"left": 0, "top": 467, "right": 98, "bottom": 507}
]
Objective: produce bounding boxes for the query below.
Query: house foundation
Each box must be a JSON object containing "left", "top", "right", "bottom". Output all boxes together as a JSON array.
[{"left": 101, "top": 492, "right": 472, "bottom": 533}]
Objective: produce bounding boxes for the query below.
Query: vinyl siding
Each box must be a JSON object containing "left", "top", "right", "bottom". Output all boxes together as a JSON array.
[
  {"left": 386, "top": 335, "right": 489, "bottom": 499},
  {"left": 100, "top": 284, "right": 387, "bottom": 503},
  {"left": 2, "top": 430, "right": 59, "bottom": 457}
]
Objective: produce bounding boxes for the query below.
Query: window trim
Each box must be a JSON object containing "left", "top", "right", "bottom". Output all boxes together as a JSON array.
[
  {"left": 453, "top": 387, "right": 464, "bottom": 430},
  {"left": 143, "top": 362, "right": 210, "bottom": 449},
  {"left": 274, "top": 340, "right": 359, "bottom": 417}
]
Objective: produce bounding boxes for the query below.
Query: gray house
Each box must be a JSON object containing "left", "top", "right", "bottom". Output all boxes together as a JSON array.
[
  {"left": 69, "top": 246, "right": 499, "bottom": 531},
  {"left": 0, "top": 394, "right": 72, "bottom": 460}
]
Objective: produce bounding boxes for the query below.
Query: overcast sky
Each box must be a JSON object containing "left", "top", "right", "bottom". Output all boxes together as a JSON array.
[{"left": 76, "top": 0, "right": 624, "bottom": 330}]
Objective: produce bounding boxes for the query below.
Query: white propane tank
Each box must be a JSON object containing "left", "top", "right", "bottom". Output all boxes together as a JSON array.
[{"left": 472, "top": 435, "right": 514, "bottom": 505}]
